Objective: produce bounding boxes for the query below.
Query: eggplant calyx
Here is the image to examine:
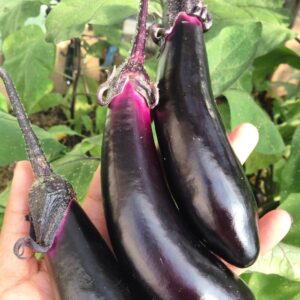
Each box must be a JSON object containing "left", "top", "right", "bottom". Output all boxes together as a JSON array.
[
  {"left": 98, "top": 0, "right": 158, "bottom": 109},
  {"left": 97, "top": 61, "right": 159, "bottom": 109},
  {"left": 13, "top": 175, "right": 74, "bottom": 259},
  {"left": 13, "top": 236, "right": 50, "bottom": 259},
  {"left": 149, "top": 23, "right": 166, "bottom": 45},
  {"left": 191, "top": 1, "right": 213, "bottom": 31}
]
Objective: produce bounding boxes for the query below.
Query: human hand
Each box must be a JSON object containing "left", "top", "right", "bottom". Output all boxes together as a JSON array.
[{"left": 0, "top": 123, "right": 292, "bottom": 299}]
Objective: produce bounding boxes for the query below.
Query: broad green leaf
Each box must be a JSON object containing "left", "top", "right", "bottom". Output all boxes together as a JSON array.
[
  {"left": 95, "top": 106, "right": 107, "bottom": 134},
  {"left": 53, "top": 153, "right": 98, "bottom": 201},
  {"left": 93, "top": 24, "right": 124, "bottom": 49},
  {"left": 0, "top": 185, "right": 10, "bottom": 207},
  {"left": 280, "top": 193, "right": 300, "bottom": 247},
  {"left": 0, "top": 0, "right": 47, "bottom": 38},
  {"left": 254, "top": 46, "right": 300, "bottom": 90},
  {"left": 217, "top": 102, "right": 231, "bottom": 132},
  {"left": 256, "top": 24, "right": 294, "bottom": 57},
  {"left": 245, "top": 152, "right": 280, "bottom": 175},
  {"left": 3, "top": 25, "right": 55, "bottom": 113},
  {"left": 281, "top": 127, "right": 300, "bottom": 199},
  {"left": 205, "top": 0, "right": 293, "bottom": 56},
  {"left": 249, "top": 243, "right": 300, "bottom": 282},
  {"left": 231, "top": 69, "right": 253, "bottom": 94},
  {"left": 48, "top": 125, "right": 81, "bottom": 141},
  {"left": 46, "top": 0, "right": 139, "bottom": 43},
  {"left": 207, "top": 23, "right": 262, "bottom": 96},
  {"left": 248, "top": 273, "right": 300, "bottom": 300},
  {"left": 30, "top": 93, "right": 64, "bottom": 114},
  {"left": 0, "top": 111, "right": 65, "bottom": 166},
  {"left": 0, "top": 93, "right": 8, "bottom": 112},
  {"left": 0, "top": 186, "right": 9, "bottom": 228},
  {"left": 225, "top": 89, "right": 285, "bottom": 155},
  {"left": 73, "top": 135, "right": 102, "bottom": 157}
]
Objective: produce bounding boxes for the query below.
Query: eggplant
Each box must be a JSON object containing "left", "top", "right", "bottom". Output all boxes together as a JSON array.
[
  {"left": 99, "top": 1, "right": 255, "bottom": 299},
  {"left": 0, "top": 67, "right": 132, "bottom": 300},
  {"left": 47, "top": 200, "right": 132, "bottom": 299},
  {"left": 153, "top": 3, "right": 259, "bottom": 268}
]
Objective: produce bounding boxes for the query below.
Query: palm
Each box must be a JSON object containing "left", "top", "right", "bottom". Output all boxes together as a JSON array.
[
  {"left": 0, "top": 124, "right": 291, "bottom": 299},
  {"left": 0, "top": 246, "right": 58, "bottom": 299}
]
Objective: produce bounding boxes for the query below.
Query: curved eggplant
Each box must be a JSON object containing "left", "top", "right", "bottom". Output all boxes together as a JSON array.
[
  {"left": 153, "top": 9, "right": 259, "bottom": 267},
  {"left": 0, "top": 67, "right": 132, "bottom": 300},
  {"left": 47, "top": 200, "right": 132, "bottom": 299}
]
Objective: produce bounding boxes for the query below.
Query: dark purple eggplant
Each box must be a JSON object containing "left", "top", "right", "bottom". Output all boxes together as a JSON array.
[
  {"left": 98, "top": 1, "right": 254, "bottom": 299},
  {"left": 0, "top": 68, "right": 132, "bottom": 299},
  {"left": 153, "top": 2, "right": 259, "bottom": 268}
]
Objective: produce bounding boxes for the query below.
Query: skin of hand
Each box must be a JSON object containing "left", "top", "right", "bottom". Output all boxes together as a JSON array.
[{"left": 0, "top": 123, "right": 292, "bottom": 299}]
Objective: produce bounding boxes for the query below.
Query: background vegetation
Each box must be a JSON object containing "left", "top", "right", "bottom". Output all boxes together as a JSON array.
[{"left": 0, "top": 0, "right": 299, "bottom": 298}]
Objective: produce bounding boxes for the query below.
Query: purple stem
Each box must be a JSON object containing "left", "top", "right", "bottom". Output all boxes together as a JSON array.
[
  {"left": 0, "top": 68, "right": 52, "bottom": 177},
  {"left": 129, "top": 0, "right": 148, "bottom": 65}
]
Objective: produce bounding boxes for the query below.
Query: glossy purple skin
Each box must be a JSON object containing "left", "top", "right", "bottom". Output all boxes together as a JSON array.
[
  {"left": 47, "top": 200, "right": 132, "bottom": 300},
  {"left": 154, "top": 15, "right": 259, "bottom": 268},
  {"left": 101, "top": 82, "right": 255, "bottom": 300}
]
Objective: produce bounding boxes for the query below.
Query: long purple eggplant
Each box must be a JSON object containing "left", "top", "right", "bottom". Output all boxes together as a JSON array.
[
  {"left": 0, "top": 68, "right": 132, "bottom": 299},
  {"left": 152, "top": 1, "right": 259, "bottom": 267},
  {"left": 98, "top": 0, "right": 255, "bottom": 299}
]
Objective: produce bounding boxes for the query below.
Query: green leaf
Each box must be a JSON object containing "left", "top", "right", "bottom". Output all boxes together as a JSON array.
[
  {"left": 0, "top": 111, "right": 65, "bottom": 166},
  {"left": 3, "top": 25, "right": 55, "bottom": 113},
  {"left": 81, "top": 115, "right": 94, "bottom": 133},
  {"left": 280, "top": 193, "right": 300, "bottom": 247},
  {"left": 205, "top": 0, "right": 293, "bottom": 56},
  {"left": 257, "top": 24, "right": 294, "bottom": 57},
  {"left": 281, "top": 127, "right": 300, "bottom": 199},
  {"left": 46, "top": 0, "right": 139, "bottom": 43},
  {"left": 30, "top": 93, "right": 64, "bottom": 114},
  {"left": 248, "top": 273, "right": 300, "bottom": 300},
  {"left": 0, "top": 0, "right": 47, "bottom": 38},
  {"left": 0, "top": 185, "right": 10, "bottom": 207},
  {"left": 53, "top": 153, "right": 98, "bottom": 201},
  {"left": 0, "top": 93, "right": 9, "bottom": 112},
  {"left": 48, "top": 125, "right": 81, "bottom": 140},
  {"left": 95, "top": 106, "right": 107, "bottom": 134},
  {"left": 254, "top": 46, "right": 300, "bottom": 90},
  {"left": 245, "top": 152, "right": 280, "bottom": 175},
  {"left": 73, "top": 135, "right": 102, "bottom": 158},
  {"left": 225, "top": 89, "right": 285, "bottom": 155},
  {"left": 217, "top": 102, "right": 231, "bottom": 132},
  {"left": 207, "top": 22, "right": 262, "bottom": 96},
  {"left": 249, "top": 243, "right": 300, "bottom": 282}
]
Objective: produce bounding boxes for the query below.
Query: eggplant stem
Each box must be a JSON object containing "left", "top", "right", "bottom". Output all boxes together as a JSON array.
[
  {"left": 0, "top": 68, "right": 52, "bottom": 177},
  {"left": 129, "top": 0, "right": 148, "bottom": 65}
]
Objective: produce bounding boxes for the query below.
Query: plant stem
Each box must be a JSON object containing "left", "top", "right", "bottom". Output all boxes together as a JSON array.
[
  {"left": 0, "top": 68, "right": 52, "bottom": 177},
  {"left": 129, "top": 0, "right": 148, "bottom": 65},
  {"left": 70, "top": 38, "right": 82, "bottom": 119}
]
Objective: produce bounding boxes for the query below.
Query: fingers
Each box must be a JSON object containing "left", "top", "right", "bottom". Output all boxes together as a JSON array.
[
  {"left": 228, "top": 123, "right": 259, "bottom": 164},
  {"left": 82, "top": 166, "right": 110, "bottom": 245},
  {"left": 257, "top": 209, "right": 292, "bottom": 256},
  {"left": 0, "top": 161, "right": 38, "bottom": 288},
  {"left": 231, "top": 209, "right": 292, "bottom": 276}
]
